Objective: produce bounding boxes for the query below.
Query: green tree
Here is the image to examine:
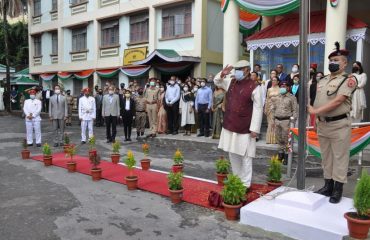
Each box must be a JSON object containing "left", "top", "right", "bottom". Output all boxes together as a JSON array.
[{"left": 0, "top": 0, "right": 24, "bottom": 112}]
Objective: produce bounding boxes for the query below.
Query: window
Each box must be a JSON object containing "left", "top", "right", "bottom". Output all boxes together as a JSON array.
[
  {"left": 101, "top": 20, "right": 119, "bottom": 47},
  {"left": 52, "top": 32, "right": 58, "bottom": 55},
  {"left": 34, "top": 0, "right": 41, "bottom": 16},
  {"left": 162, "top": 4, "right": 192, "bottom": 38},
  {"left": 70, "top": 0, "right": 87, "bottom": 5},
  {"left": 34, "top": 36, "right": 42, "bottom": 56},
  {"left": 72, "top": 28, "right": 87, "bottom": 52},
  {"left": 52, "top": 0, "right": 58, "bottom": 11},
  {"left": 130, "top": 13, "right": 149, "bottom": 43}
]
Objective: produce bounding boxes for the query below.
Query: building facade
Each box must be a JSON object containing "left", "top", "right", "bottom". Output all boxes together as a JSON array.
[{"left": 28, "top": 0, "right": 225, "bottom": 95}]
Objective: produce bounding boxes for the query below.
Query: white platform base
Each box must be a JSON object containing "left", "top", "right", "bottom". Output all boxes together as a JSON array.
[{"left": 240, "top": 187, "right": 353, "bottom": 240}]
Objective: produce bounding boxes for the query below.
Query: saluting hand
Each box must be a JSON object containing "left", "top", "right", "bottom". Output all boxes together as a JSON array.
[{"left": 221, "top": 64, "right": 233, "bottom": 78}]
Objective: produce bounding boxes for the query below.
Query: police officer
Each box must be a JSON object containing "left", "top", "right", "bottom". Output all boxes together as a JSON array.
[
  {"left": 65, "top": 90, "right": 74, "bottom": 126},
  {"left": 135, "top": 88, "right": 147, "bottom": 139},
  {"left": 308, "top": 42, "right": 357, "bottom": 204}
]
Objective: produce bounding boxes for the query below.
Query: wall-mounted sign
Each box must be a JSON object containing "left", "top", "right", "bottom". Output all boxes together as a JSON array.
[
  {"left": 330, "top": 0, "right": 339, "bottom": 7},
  {"left": 123, "top": 47, "right": 148, "bottom": 66}
]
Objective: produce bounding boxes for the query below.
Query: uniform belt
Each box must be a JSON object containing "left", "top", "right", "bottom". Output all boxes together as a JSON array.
[
  {"left": 275, "top": 116, "right": 291, "bottom": 121},
  {"left": 317, "top": 114, "right": 347, "bottom": 122},
  {"left": 136, "top": 111, "right": 145, "bottom": 112}
]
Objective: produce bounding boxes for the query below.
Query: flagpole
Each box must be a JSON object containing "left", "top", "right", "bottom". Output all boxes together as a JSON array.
[{"left": 297, "top": 0, "right": 309, "bottom": 190}]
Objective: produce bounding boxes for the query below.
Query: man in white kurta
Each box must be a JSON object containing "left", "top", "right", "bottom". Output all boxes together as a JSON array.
[
  {"left": 23, "top": 89, "right": 42, "bottom": 147},
  {"left": 214, "top": 60, "right": 263, "bottom": 187},
  {"left": 79, "top": 88, "right": 96, "bottom": 143}
]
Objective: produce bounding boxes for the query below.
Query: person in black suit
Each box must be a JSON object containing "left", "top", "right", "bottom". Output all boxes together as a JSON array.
[
  {"left": 42, "top": 88, "right": 54, "bottom": 113},
  {"left": 120, "top": 89, "right": 136, "bottom": 141},
  {"left": 285, "top": 64, "right": 299, "bottom": 86},
  {"left": 95, "top": 89, "right": 104, "bottom": 127},
  {"left": 276, "top": 64, "right": 288, "bottom": 82}
]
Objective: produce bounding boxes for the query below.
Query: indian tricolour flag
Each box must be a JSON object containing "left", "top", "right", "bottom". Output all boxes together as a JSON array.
[{"left": 330, "top": 0, "right": 339, "bottom": 7}]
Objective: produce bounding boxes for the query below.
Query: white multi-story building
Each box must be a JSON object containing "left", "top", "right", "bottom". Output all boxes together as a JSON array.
[{"left": 28, "top": 0, "right": 226, "bottom": 95}]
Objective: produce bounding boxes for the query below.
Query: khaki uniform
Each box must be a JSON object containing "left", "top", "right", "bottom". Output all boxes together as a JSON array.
[
  {"left": 145, "top": 87, "right": 160, "bottom": 134},
  {"left": 314, "top": 73, "right": 357, "bottom": 183},
  {"left": 272, "top": 93, "right": 297, "bottom": 151},
  {"left": 66, "top": 95, "right": 74, "bottom": 124},
  {"left": 135, "top": 96, "right": 147, "bottom": 133}
]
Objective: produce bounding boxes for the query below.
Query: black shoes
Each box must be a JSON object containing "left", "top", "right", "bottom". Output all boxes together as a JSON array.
[
  {"left": 197, "top": 133, "right": 204, "bottom": 137},
  {"left": 27, "top": 144, "right": 33, "bottom": 147},
  {"left": 329, "top": 181, "right": 343, "bottom": 204},
  {"left": 172, "top": 131, "right": 178, "bottom": 135},
  {"left": 81, "top": 141, "right": 86, "bottom": 144},
  {"left": 36, "top": 144, "right": 41, "bottom": 147},
  {"left": 283, "top": 153, "right": 288, "bottom": 165},
  {"left": 106, "top": 139, "right": 112, "bottom": 143},
  {"left": 314, "top": 179, "right": 334, "bottom": 197}
]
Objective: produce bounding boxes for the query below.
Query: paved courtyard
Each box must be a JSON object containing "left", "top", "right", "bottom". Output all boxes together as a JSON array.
[{"left": 0, "top": 114, "right": 368, "bottom": 240}]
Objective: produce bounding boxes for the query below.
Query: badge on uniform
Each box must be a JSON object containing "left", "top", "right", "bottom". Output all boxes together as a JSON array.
[{"left": 347, "top": 77, "right": 356, "bottom": 88}]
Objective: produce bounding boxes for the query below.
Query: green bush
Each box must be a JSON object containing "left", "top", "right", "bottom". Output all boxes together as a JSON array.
[
  {"left": 64, "top": 133, "right": 70, "bottom": 145},
  {"left": 42, "top": 143, "right": 52, "bottom": 156},
  {"left": 268, "top": 155, "right": 282, "bottom": 182},
  {"left": 354, "top": 170, "right": 370, "bottom": 217},
  {"left": 89, "top": 153, "right": 101, "bottom": 169},
  {"left": 22, "top": 139, "right": 27, "bottom": 149},
  {"left": 112, "top": 141, "right": 121, "bottom": 154},
  {"left": 88, "top": 136, "right": 96, "bottom": 150},
  {"left": 173, "top": 149, "right": 184, "bottom": 165},
  {"left": 125, "top": 150, "right": 136, "bottom": 170},
  {"left": 221, "top": 174, "right": 246, "bottom": 205},
  {"left": 168, "top": 172, "right": 183, "bottom": 190},
  {"left": 215, "top": 156, "right": 230, "bottom": 174}
]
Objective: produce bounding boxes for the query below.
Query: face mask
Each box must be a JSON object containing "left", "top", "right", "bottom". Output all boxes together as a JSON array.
[
  {"left": 30, "top": 95, "right": 35, "bottom": 99},
  {"left": 279, "top": 88, "right": 287, "bottom": 95},
  {"left": 316, "top": 76, "right": 321, "bottom": 81},
  {"left": 108, "top": 90, "right": 114, "bottom": 95},
  {"left": 169, "top": 80, "right": 175, "bottom": 85},
  {"left": 55, "top": 89, "right": 60, "bottom": 94},
  {"left": 156, "top": 85, "right": 160, "bottom": 88},
  {"left": 193, "top": 87, "right": 198, "bottom": 92},
  {"left": 67, "top": 92, "right": 71, "bottom": 95},
  {"left": 292, "top": 67, "right": 299, "bottom": 73},
  {"left": 200, "top": 82, "right": 206, "bottom": 87},
  {"left": 293, "top": 79, "right": 299, "bottom": 85},
  {"left": 125, "top": 94, "right": 131, "bottom": 98},
  {"left": 352, "top": 67, "right": 359, "bottom": 73},
  {"left": 184, "top": 87, "right": 189, "bottom": 92},
  {"left": 150, "top": 82, "right": 155, "bottom": 86},
  {"left": 328, "top": 62, "right": 340, "bottom": 73},
  {"left": 177, "top": 80, "right": 181, "bottom": 84},
  {"left": 234, "top": 70, "right": 245, "bottom": 81}
]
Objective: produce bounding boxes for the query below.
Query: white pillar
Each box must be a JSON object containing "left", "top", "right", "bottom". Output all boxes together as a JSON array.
[
  {"left": 324, "top": 0, "right": 348, "bottom": 74},
  {"left": 356, "top": 38, "right": 364, "bottom": 62},
  {"left": 223, "top": 0, "right": 240, "bottom": 67},
  {"left": 249, "top": 49, "right": 254, "bottom": 68},
  {"left": 148, "top": 7, "right": 157, "bottom": 53}
]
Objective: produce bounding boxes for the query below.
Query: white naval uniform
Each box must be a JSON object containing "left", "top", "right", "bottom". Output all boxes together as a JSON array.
[
  {"left": 79, "top": 96, "right": 96, "bottom": 142},
  {"left": 23, "top": 98, "right": 42, "bottom": 144},
  {"left": 214, "top": 71, "right": 264, "bottom": 187}
]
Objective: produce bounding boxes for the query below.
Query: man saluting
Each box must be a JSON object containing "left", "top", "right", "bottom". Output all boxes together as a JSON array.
[{"left": 214, "top": 60, "right": 264, "bottom": 188}]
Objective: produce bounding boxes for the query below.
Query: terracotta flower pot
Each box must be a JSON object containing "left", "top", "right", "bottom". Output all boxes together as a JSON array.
[
  {"left": 21, "top": 149, "right": 30, "bottom": 159},
  {"left": 111, "top": 154, "right": 120, "bottom": 164},
  {"left": 125, "top": 176, "right": 138, "bottom": 190},
  {"left": 169, "top": 188, "right": 184, "bottom": 204},
  {"left": 172, "top": 164, "right": 183, "bottom": 173},
  {"left": 267, "top": 181, "right": 283, "bottom": 188},
  {"left": 222, "top": 202, "right": 242, "bottom": 221},
  {"left": 89, "top": 149, "right": 97, "bottom": 158},
  {"left": 91, "top": 168, "right": 102, "bottom": 181},
  {"left": 344, "top": 212, "right": 370, "bottom": 239},
  {"left": 140, "top": 159, "right": 151, "bottom": 170},
  {"left": 216, "top": 173, "right": 228, "bottom": 186},
  {"left": 67, "top": 162, "right": 77, "bottom": 173},
  {"left": 43, "top": 155, "right": 53, "bottom": 166},
  {"left": 63, "top": 144, "right": 70, "bottom": 153}
]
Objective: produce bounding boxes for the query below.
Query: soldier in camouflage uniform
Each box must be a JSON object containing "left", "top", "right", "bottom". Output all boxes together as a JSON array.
[
  {"left": 271, "top": 82, "right": 297, "bottom": 164},
  {"left": 135, "top": 88, "right": 147, "bottom": 139},
  {"left": 65, "top": 90, "right": 74, "bottom": 126}
]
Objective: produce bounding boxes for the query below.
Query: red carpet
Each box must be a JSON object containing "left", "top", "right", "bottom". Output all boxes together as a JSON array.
[{"left": 31, "top": 153, "right": 275, "bottom": 210}]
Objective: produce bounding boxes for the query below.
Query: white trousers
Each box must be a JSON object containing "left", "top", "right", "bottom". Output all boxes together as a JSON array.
[
  {"left": 26, "top": 120, "right": 41, "bottom": 144},
  {"left": 228, "top": 152, "right": 253, "bottom": 187},
  {"left": 81, "top": 120, "right": 93, "bottom": 142}
]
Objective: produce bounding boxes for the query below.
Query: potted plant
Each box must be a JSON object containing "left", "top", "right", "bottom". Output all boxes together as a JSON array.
[
  {"left": 90, "top": 153, "right": 102, "bottom": 181},
  {"left": 172, "top": 149, "right": 184, "bottom": 173},
  {"left": 215, "top": 156, "right": 230, "bottom": 186},
  {"left": 63, "top": 133, "right": 71, "bottom": 153},
  {"left": 267, "top": 155, "right": 283, "bottom": 187},
  {"left": 88, "top": 136, "right": 97, "bottom": 157},
  {"left": 221, "top": 174, "right": 246, "bottom": 221},
  {"left": 21, "top": 139, "right": 30, "bottom": 159},
  {"left": 140, "top": 143, "right": 151, "bottom": 170},
  {"left": 124, "top": 150, "right": 138, "bottom": 190},
  {"left": 42, "top": 143, "right": 53, "bottom": 166},
  {"left": 65, "top": 144, "right": 77, "bottom": 173},
  {"left": 344, "top": 170, "right": 370, "bottom": 239},
  {"left": 111, "top": 141, "right": 121, "bottom": 164},
  {"left": 168, "top": 172, "right": 184, "bottom": 204}
]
